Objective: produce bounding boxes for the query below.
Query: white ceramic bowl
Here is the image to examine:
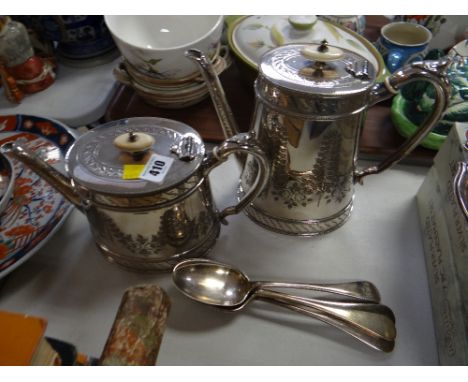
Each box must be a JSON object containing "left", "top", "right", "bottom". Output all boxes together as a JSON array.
[{"left": 104, "top": 15, "right": 224, "bottom": 80}]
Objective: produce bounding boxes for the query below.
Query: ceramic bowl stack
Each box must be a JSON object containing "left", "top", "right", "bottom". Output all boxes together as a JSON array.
[
  {"left": 105, "top": 15, "right": 227, "bottom": 109},
  {"left": 113, "top": 45, "right": 228, "bottom": 109}
]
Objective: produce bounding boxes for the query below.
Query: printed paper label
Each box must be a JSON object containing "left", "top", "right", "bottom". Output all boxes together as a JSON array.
[{"left": 140, "top": 153, "right": 174, "bottom": 184}]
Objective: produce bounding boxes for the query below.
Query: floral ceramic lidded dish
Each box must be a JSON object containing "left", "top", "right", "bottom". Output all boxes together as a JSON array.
[{"left": 226, "top": 15, "right": 387, "bottom": 81}]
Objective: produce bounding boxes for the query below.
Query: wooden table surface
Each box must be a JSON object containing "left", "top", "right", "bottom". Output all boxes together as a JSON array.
[{"left": 104, "top": 16, "right": 436, "bottom": 166}]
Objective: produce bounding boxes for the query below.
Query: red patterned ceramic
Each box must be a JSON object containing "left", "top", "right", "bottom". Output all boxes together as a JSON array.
[{"left": 0, "top": 114, "right": 77, "bottom": 278}]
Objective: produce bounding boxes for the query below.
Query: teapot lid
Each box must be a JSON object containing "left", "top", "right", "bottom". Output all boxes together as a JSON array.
[
  {"left": 66, "top": 117, "right": 205, "bottom": 196},
  {"left": 259, "top": 41, "right": 377, "bottom": 96}
]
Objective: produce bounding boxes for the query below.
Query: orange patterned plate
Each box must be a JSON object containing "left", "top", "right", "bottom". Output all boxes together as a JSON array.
[
  {"left": 0, "top": 153, "right": 14, "bottom": 215},
  {"left": 0, "top": 115, "right": 77, "bottom": 278}
]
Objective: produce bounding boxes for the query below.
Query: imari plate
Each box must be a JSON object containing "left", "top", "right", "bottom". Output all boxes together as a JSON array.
[
  {"left": 0, "top": 153, "right": 14, "bottom": 215},
  {"left": 0, "top": 115, "right": 77, "bottom": 278}
]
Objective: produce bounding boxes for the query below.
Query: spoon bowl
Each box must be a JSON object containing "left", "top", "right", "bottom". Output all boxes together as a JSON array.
[
  {"left": 173, "top": 259, "right": 252, "bottom": 308},
  {"left": 173, "top": 258, "right": 381, "bottom": 306}
]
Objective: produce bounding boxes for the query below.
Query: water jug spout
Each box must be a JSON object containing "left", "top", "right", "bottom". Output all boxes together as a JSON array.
[
  {"left": 185, "top": 49, "right": 241, "bottom": 139},
  {"left": 0, "top": 141, "right": 84, "bottom": 211}
]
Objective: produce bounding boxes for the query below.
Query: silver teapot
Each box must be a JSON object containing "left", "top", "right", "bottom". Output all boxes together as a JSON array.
[
  {"left": 0, "top": 117, "right": 269, "bottom": 271},
  {"left": 186, "top": 41, "right": 452, "bottom": 235}
]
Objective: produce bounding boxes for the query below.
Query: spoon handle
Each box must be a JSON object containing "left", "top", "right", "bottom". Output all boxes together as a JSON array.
[
  {"left": 255, "top": 288, "right": 396, "bottom": 342},
  {"left": 269, "top": 299, "right": 395, "bottom": 353},
  {"left": 256, "top": 280, "right": 381, "bottom": 303}
]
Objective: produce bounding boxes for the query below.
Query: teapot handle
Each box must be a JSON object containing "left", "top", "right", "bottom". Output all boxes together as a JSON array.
[
  {"left": 354, "top": 58, "right": 452, "bottom": 184},
  {"left": 203, "top": 133, "right": 270, "bottom": 224}
]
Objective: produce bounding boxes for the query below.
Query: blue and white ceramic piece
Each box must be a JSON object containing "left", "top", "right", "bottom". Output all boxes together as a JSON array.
[
  {"left": 375, "top": 21, "right": 432, "bottom": 72},
  {"left": 37, "top": 16, "right": 117, "bottom": 60},
  {"left": 392, "top": 15, "right": 468, "bottom": 50}
]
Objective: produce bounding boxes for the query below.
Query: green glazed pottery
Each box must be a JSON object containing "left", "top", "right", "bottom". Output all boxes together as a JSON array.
[
  {"left": 391, "top": 94, "right": 448, "bottom": 150},
  {"left": 392, "top": 39, "right": 468, "bottom": 150}
]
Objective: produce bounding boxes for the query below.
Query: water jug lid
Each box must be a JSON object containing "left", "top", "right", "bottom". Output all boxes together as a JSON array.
[
  {"left": 259, "top": 41, "right": 377, "bottom": 96},
  {"left": 66, "top": 117, "right": 205, "bottom": 196}
]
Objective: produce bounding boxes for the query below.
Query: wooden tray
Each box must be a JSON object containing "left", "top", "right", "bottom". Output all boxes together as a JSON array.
[{"left": 104, "top": 61, "right": 254, "bottom": 143}]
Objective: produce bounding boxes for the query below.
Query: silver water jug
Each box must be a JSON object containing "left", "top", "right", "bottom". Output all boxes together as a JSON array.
[{"left": 187, "top": 41, "right": 451, "bottom": 235}]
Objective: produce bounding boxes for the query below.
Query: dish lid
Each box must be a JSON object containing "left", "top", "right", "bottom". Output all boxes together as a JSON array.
[
  {"left": 227, "top": 15, "right": 387, "bottom": 81},
  {"left": 259, "top": 41, "right": 376, "bottom": 96},
  {"left": 66, "top": 117, "right": 205, "bottom": 196}
]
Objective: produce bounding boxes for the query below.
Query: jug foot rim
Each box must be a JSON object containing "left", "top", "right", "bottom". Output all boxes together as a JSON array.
[
  {"left": 94, "top": 224, "right": 221, "bottom": 272},
  {"left": 243, "top": 201, "right": 353, "bottom": 236}
]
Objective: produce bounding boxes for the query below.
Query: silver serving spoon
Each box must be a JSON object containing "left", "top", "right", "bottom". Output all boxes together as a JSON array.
[
  {"left": 174, "top": 258, "right": 381, "bottom": 303},
  {"left": 270, "top": 297, "right": 395, "bottom": 353},
  {"left": 172, "top": 259, "right": 397, "bottom": 352}
]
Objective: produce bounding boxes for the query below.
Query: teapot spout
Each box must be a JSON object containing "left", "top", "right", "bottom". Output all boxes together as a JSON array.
[
  {"left": 185, "top": 49, "right": 240, "bottom": 138},
  {"left": 1, "top": 142, "right": 84, "bottom": 212}
]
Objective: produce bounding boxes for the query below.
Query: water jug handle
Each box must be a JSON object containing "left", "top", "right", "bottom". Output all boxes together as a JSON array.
[
  {"left": 354, "top": 58, "right": 452, "bottom": 184},
  {"left": 203, "top": 133, "right": 270, "bottom": 224}
]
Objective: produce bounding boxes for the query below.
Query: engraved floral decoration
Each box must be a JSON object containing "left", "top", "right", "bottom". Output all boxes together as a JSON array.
[
  {"left": 242, "top": 110, "right": 353, "bottom": 210},
  {"left": 95, "top": 207, "right": 214, "bottom": 260},
  {"left": 78, "top": 126, "right": 179, "bottom": 179},
  {"left": 271, "top": 180, "right": 315, "bottom": 208}
]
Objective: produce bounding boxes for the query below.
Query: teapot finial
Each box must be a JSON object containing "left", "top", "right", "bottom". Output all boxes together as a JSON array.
[
  {"left": 114, "top": 131, "right": 155, "bottom": 162},
  {"left": 128, "top": 131, "right": 137, "bottom": 142},
  {"left": 300, "top": 41, "right": 344, "bottom": 78},
  {"left": 318, "top": 39, "right": 329, "bottom": 52},
  {"left": 301, "top": 42, "right": 343, "bottom": 62}
]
